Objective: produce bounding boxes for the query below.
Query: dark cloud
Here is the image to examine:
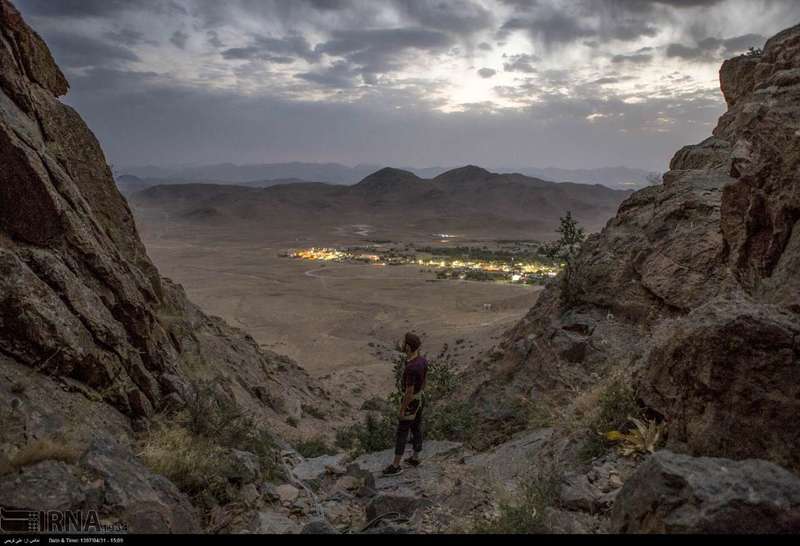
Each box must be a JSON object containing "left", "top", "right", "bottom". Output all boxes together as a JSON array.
[
  {"left": 392, "top": 0, "right": 494, "bottom": 34},
  {"left": 477, "top": 67, "right": 497, "bottom": 78},
  {"left": 611, "top": 47, "right": 654, "bottom": 64},
  {"left": 43, "top": 30, "right": 140, "bottom": 70},
  {"left": 15, "top": 0, "right": 186, "bottom": 18},
  {"left": 503, "top": 11, "right": 597, "bottom": 45},
  {"left": 315, "top": 28, "right": 453, "bottom": 81},
  {"left": 103, "top": 28, "right": 147, "bottom": 47},
  {"left": 503, "top": 53, "right": 539, "bottom": 73},
  {"left": 222, "top": 35, "right": 320, "bottom": 63},
  {"left": 296, "top": 61, "right": 361, "bottom": 87},
  {"left": 170, "top": 30, "right": 189, "bottom": 49},
  {"left": 63, "top": 64, "right": 721, "bottom": 172},
  {"left": 666, "top": 33, "right": 766, "bottom": 60},
  {"left": 206, "top": 30, "right": 225, "bottom": 49}
]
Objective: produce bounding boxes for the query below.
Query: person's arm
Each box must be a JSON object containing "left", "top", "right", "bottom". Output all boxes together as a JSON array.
[{"left": 399, "top": 384, "right": 415, "bottom": 417}]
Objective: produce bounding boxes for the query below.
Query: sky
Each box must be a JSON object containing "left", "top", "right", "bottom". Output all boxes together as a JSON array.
[{"left": 14, "top": 0, "right": 800, "bottom": 171}]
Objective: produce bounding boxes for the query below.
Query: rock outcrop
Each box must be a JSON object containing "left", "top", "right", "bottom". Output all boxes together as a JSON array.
[
  {"left": 473, "top": 23, "right": 800, "bottom": 471},
  {"left": 0, "top": 0, "right": 334, "bottom": 531},
  {"left": 611, "top": 451, "right": 800, "bottom": 533},
  {"left": 460, "top": 22, "right": 800, "bottom": 534}
]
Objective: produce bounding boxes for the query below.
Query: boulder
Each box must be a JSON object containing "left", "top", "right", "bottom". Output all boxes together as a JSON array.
[
  {"left": 239, "top": 483, "right": 261, "bottom": 505},
  {"left": 365, "top": 490, "right": 433, "bottom": 521},
  {"left": 334, "top": 475, "right": 362, "bottom": 492},
  {"left": 293, "top": 453, "right": 348, "bottom": 482},
  {"left": 275, "top": 484, "right": 300, "bottom": 505},
  {"left": 639, "top": 298, "right": 800, "bottom": 470},
  {"left": 247, "top": 511, "right": 299, "bottom": 534},
  {"left": 301, "top": 519, "right": 338, "bottom": 534},
  {"left": 221, "top": 449, "right": 261, "bottom": 484},
  {"left": 0, "top": 461, "right": 87, "bottom": 511},
  {"left": 611, "top": 451, "right": 800, "bottom": 533},
  {"left": 559, "top": 473, "right": 606, "bottom": 514}
]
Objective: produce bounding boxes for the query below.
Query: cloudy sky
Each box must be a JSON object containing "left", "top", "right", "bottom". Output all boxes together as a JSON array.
[{"left": 14, "top": 0, "right": 800, "bottom": 171}]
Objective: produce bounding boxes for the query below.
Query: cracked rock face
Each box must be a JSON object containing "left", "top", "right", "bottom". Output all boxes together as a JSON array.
[
  {"left": 0, "top": 0, "right": 174, "bottom": 417},
  {"left": 0, "top": 1, "right": 334, "bottom": 532}
]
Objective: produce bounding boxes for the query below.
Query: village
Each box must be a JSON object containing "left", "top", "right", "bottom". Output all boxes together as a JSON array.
[{"left": 284, "top": 240, "right": 563, "bottom": 285}]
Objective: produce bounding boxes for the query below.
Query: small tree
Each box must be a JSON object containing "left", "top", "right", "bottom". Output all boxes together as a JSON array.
[
  {"left": 543, "top": 211, "right": 585, "bottom": 304},
  {"left": 745, "top": 46, "right": 762, "bottom": 57}
]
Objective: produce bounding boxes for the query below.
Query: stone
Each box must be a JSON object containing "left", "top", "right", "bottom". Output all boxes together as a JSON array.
[
  {"left": 222, "top": 449, "right": 261, "bottom": 485},
  {"left": 560, "top": 312, "right": 597, "bottom": 336},
  {"left": 240, "top": 483, "right": 261, "bottom": 505},
  {"left": 640, "top": 297, "right": 800, "bottom": 470},
  {"left": 293, "top": 453, "right": 348, "bottom": 482},
  {"left": 543, "top": 507, "right": 601, "bottom": 534},
  {"left": 259, "top": 482, "right": 280, "bottom": 502},
  {"left": 610, "top": 451, "right": 800, "bottom": 533},
  {"left": 365, "top": 491, "right": 433, "bottom": 521},
  {"left": 0, "top": 461, "right": 87, "bottom": 511},
  {"left": 559, "top": 472, "right": 604, "bottom": 514},
  {"left": 80, "top": 438, "right": 201, "bottom": 533},
  {"left": 334, "top": 475, "right": 361, "bottom": 491},
  {"left": 275, "top": 484, "right": 300, "bottom": 505},
  {"left": 362, "top": 522, "right": 412, "bottom": 534},
  {"left": 248, "top": 510, "right": 299, "bottom": 534},
  {"left": 346, "top": 463, "right": 376, "bottom": 491},
  {"left": 301, "top": 519, "right": 338, "bottom": 534}
]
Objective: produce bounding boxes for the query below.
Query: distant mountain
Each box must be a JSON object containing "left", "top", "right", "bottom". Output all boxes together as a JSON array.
[
  {"left": 115, "top": 174, "right": 153, "bottom": 196},
  {"left": 501, "top": 166, "right": 658, "bottom": 190},
  {"left": 115, "top": 175, "right": 318, "bottom": 196},
  {"left": 119, "top": 162, "right": 380, "bottom": 185},
  {"left": 119, "top": 162, "right": 658, "bottom": 190},
  {"left": 131, "top": 166, "right": 633, "bottom": 239}
]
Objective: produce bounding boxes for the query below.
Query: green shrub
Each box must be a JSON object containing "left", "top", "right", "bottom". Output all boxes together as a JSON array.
[
  {"left": 579, "top": 381, "right": 641, "bottom": 462},
  {"left": 474, "top": 469, "right": 560, "bottom": 534},
  {"left": 301, "top": 404, "right": 326, "bottom": 420},
  {"left": 141, "top": 381, "right": 285, "bottom": 512},
  {"left": 335, "top": 353, "right": 472, "bottom": 455},
  {"left": 296, "top": 436, "right": 336, "bottom": 458},
  {"left": 334, "top": 412, "right": 395, "bottom": 456},
  {"left": 426, "top": 401, "right": 475, "bottom": 442}
]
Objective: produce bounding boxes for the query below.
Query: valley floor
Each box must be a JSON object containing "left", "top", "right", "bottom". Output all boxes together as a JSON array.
[{"left": 136, "top": 217, "right": 541, "bottom": 411}]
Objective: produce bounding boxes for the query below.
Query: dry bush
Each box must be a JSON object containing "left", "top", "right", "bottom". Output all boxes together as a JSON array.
[
  {"left": 0, "top": 439, "right": 82, "bottom": 476},
  {"left": 474, "top": 465, "right": 561, "bottom": 534},
  {"left": 608, "top": 417, "right": 664, "bottom": 457},
  {"left": 139, "top": 424, "right": 226, "bottom": 497}
]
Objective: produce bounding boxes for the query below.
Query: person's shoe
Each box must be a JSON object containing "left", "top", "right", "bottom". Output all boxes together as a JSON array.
[
  {"left": 404, "top": 456, "right": 421, "bottom": 467},
  {"left": 382, "top": 464, "right": 403, "bottom": 476}
]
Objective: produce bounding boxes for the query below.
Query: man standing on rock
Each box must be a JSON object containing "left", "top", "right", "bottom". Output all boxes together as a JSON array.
[{"left": 383, "top": 333, "right": 428, "bottom": 476}]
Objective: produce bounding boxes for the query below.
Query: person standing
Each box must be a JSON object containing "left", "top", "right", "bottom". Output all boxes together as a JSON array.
[{"left": 383, "top": 332, "right": 428, "bottom": 476}]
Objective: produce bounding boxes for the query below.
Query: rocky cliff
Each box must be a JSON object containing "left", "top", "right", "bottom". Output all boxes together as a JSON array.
[
  {"left": 0, "top": 0, "right": 337, "bottom": 532},
  {"left": 465, "top": 21, "right": 800, "bottom": 513}
]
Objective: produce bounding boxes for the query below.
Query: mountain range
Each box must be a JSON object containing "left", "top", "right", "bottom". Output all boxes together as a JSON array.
[
  {"left": 118, "top": 162, "right": 658, "bottom": 192},
  {"left": 130, "top": 165, "right": 632, "bottom": 238}
]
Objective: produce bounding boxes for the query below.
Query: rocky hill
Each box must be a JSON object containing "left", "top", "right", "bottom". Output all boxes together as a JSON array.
[
  {"left": 0, "top": 0, "right": 340, "bottom": 532},
  {"left": 130, "top": 165, "right": 631, "bottom": 240},
  {"left": 460, "top": 22, "right": 800, "bottom": 532}
]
